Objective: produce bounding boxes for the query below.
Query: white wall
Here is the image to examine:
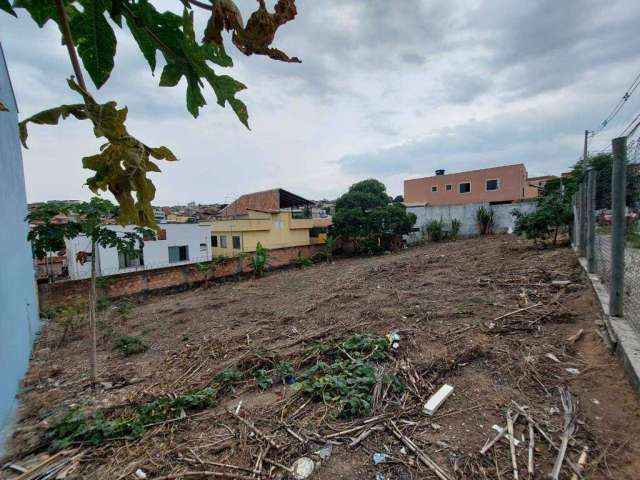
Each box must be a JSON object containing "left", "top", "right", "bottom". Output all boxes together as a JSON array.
[
  {"left": 407, "top": 201, "right": 537, "bottom": 242},
  {"left": 66, "top": 224, "right": 211, "bottom": 279},
  {"left": 0, "top": 44, "right": 39, "bottom": 453}
]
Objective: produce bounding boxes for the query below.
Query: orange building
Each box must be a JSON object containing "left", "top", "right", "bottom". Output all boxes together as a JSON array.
[{"left": 404, "top": 164, "right": 532, "bottom": 206}]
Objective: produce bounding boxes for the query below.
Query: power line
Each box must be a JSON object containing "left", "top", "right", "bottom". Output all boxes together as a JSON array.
[
  {"left": 591, "top": 70, "right": 640, "bottom": 138},
  {"left": 620, "top": 110, "right": 640, "bottom": 138}
]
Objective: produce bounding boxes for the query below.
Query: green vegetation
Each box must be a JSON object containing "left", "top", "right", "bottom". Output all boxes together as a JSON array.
[
  {"left": 214, "top": 367, "right": 242, "bottom": 388},
  {"left": 450, "top": 218, "right": 461, "bottom": 239},
  {"left": 113, "top": 336, "right": 148, "bottom": 355},
  {"left": 195, "top": 255, "right": 229, "bottom": 288},
  {"left": 512, "top": 191, "right": 573, "bottom": 246},
  {"left": 332, "top": 179, "right": 416, "bottom": 254},
  {"left": 250, "top": 242, "right": 269, "bottom": 277},
  {"left": 254, "top": 369, "right": 273, "bottom": 390},
  {"left": 320, "top": 235, "right": 338, "bottom": 263},
  {"left": 27, "top": 199, "right": 153, "bottom": 385},
  {"left": 423, "top": 218, "right": 461, "bottom": 242},
  {"left": 298, "top": 334, "right": 401, "bottom": 418},
  {"left": 48, "top": 388, "right": 216, "bottom": 450},
  {"left": 476, "top": 206, "right": 495, "bottom": 235},
  {"left": 290, "top": 252, "right": 313, "bottom": 268}
]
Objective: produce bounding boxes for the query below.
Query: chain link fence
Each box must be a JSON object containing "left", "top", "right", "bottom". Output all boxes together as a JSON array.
[{"left": 574, "top": 136, "right": 640, "bottom": 334}]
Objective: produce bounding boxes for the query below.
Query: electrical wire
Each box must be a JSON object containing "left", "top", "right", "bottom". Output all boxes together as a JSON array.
[
  {"left": 620, "top": 110, "right": 640, "bottom": 138},
  {"left": 591, "top": 70, "right": 640, "bottom": 138}
]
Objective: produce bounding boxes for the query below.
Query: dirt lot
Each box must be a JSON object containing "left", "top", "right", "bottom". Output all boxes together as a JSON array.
[{"left": 3, "top": 235, "right": 640, "bottom": 479}]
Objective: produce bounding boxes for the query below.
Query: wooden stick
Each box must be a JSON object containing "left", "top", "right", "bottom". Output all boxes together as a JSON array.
[
  {"left": 493, "top": 303, "right": 542, "bottom": 322},
  {"left": 549, "top": 388, "right": 576, "bottom": 480},
  {"left": 528, "top": 421, "right": 535, "bottom": 477},
  {"left": 506, "top": 410, "right": 519, "bottom": 480},
  {"left": 480, "top": 413, "right": 520, "bottom": 454},
  {"left": 349, "top": 424, "right": 384, "bottom": 447},
  {"left": 228, "top": 410, "right": 282, "bottom": 450},
  {"left": 263, "top": 458, "right": 293, "bottom": 473},
  {"left": 152, "top": 471, "right": 258, "bottom": 480},
  {"left": 570, "top": 448, "right": 588, "bottom": 480},
  {"left": 388, "top": 421, "right": 454, "bottom": 480},
  {"left": 15, "top": 450, "right": 73, "bottom": 480}
]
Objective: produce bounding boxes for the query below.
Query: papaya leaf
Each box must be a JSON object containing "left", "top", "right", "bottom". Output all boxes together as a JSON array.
[
  {"left": 205, "top": 0, "right": 300, "bottom": 64},
  {"left": 18, "top": 104, "right": 88, "bottom": 148},
  {"left": 0, "top": 0, "right": 16, "bottom": 17},
  {"left": 70, "top": 0, "right": 117, "bottom": 88},
  {"left": 13, "top": 0, "right": 59, "bottom": 26},
  {"left": 22, "top": 79, "right": 175, "bottom": 228}
]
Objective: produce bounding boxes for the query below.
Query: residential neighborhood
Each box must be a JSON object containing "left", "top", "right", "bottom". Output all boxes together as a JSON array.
[{"left": 1, "top": 2, "right": 640, "bottom": 480}]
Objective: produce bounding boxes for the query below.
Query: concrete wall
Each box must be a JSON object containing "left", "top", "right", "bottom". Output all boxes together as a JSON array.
[
  {"left": 404, "top": 164, "right": 529, "bottom": 206},
  {"left": 407, "top": 200, "right": 537, "bottom": 241},
  {"left": 0, "top": 44, "right": 39, "bottom": 452},
  {"left": 66, "top": 224, "right": 212, "bottom": 279},
  {"left": 39, "top": 244, "right": 323, "bottom": 311}
]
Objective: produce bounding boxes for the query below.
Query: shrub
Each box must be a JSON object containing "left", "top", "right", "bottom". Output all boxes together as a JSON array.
[
  {"left": 113, "top": 336, "right": 148, "bottom": 355},
  {"left": 477, "top": 206, "right": 495, "bottom": 235},
  {"left": 512, "top": 191, "right": 572, "bottom": 246},
  {"left": 425, "top": 219, "right": 446, "bottom": 242},
  {"left": 450, "top": 218, "right": 461, "bottom": 239},
  {"left": 250, "top": 242, "right": 269, "bottom": 277},
  {"left": 290, "top": 252, "right": 313, "bottom": 268},
  {"left": 254, "top": 369, "right": 273, "bottom": 390}
]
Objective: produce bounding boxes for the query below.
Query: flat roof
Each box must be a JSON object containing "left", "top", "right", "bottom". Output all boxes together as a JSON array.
[{"left": 405, "top": 163, "right": 525, "bottom": 182}]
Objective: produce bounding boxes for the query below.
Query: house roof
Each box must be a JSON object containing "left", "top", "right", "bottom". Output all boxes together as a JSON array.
[{"left": 220, "top": 188, "right": 312, "bottom": 217}]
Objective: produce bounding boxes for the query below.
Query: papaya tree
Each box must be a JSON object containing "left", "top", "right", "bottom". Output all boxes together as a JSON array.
[
  {"left": 3, "top": 0, "right": 300, "bottom": 227},
  {"left": 27, "top": 198, "right": 152, "bottom": 385}
]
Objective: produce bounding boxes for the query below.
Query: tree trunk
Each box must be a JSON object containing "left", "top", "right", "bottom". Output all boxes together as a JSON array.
[
  {"left": 553, "top": 227, "right": 559, "bottom": 246},
  {"left": 89, "top": 239, "right": 98, "bottom": 387}
]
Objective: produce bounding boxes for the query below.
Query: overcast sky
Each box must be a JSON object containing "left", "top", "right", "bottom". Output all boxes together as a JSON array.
[{"left": 2, "top": 0, "right": 640, "bottom": 204}]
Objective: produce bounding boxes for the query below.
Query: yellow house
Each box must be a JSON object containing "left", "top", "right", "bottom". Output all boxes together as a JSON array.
[
  {"left": 204, "top": 209, "right": 328, "bottom": 256},
  {"left": 201, "top": 188, "right": 329, "bottom": 256}
]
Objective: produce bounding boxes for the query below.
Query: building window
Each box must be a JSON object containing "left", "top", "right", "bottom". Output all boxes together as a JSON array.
[
  {"left": 168, "top": 245, "right": 189, "bottom": 263},
  {"left": 459, "top": 182, "right": 471, "bottom": 193},
  {"left": 232, "top": 235, "right": 241, "bottom": 249},
  {"left": 446, "top": 184, "right": 452, "bottom": 191},
  {"left": 200, "top": 243, "right": 207, "bottom": 252},
  {"left": 219, "top": 235, "right": 228, "bottom": 248},
  {"left": 211, "top": 235, "right": 218, "bottom": 247},
  {"left": 118, "top": 250, "right": 143, "bottom": 269},
  {"left": 431, "top": 185, "right": 438, "bottom": 192},
  {"left": 486, "top": 179, "right": 499, "bottom": 191}
]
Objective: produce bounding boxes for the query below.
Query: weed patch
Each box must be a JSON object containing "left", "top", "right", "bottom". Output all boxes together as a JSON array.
[
  {"left": 298, "top": 334, "right": 402, "bottom": 418},
  {"left": 48, "top": 388, "right": 216, "bottom": 450},
  {"left": 113, "top": 336, "right": 148, "bottom": 355}
]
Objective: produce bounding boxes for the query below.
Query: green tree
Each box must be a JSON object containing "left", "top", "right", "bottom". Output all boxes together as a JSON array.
[
  {"left": 332, "top": 179, "right": 416, "bottom": 253},
  {"left": 512, "top": 191, "right": 573, "bottom": 246},
  {"left": 4, "top": 0, "right": 300, "bottom": 227},
  {"left": 27, "top": 198, "right": 151, "bottom": 385}
]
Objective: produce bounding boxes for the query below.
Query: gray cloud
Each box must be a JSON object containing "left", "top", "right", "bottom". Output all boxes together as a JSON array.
[{"left": 1, "top": 0, "right": 640, "bottom": 204}]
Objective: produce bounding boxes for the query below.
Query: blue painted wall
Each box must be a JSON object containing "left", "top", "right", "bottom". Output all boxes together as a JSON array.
[{"left": 0, "top": 43, "right": 39, "bottom": 454}]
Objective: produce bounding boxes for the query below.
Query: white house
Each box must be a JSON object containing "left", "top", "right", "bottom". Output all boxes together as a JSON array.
[{"left": 65, "top": 223, "right": 212, "bottom": 279}]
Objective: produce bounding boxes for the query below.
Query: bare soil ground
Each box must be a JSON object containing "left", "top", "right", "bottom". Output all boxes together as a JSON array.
[{"left": 3, "top": 235, "right": 640, "bottom": 479}]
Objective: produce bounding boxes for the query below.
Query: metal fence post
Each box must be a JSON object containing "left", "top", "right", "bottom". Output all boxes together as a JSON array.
[
  {"left": 610, "top": 136, "right": 627, "bottom": 317},
  {"left": 586, "top": 169, "right": 597, "bottom": 273},
  {"left": 578, "top": 182, "right": 587, "bottom": 257}
]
